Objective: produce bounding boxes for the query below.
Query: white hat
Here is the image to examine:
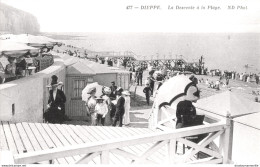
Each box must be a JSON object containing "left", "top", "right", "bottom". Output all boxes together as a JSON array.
[{"left": 103, "top": 86, "right": 111, "bottom": 95}]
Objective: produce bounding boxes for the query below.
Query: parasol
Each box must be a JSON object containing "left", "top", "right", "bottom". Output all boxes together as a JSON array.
[
  {"left": 81, "top": 82, "right": 103, "bottom": 102},
  {"left": 154, "top": 75, "right": 193, "bottom": 109},
  {"left": 0, "top": 40, "right": 39, "bottom": 57},
  {"left": 6, "top": 34, "right": 54, "bottom": 48}
]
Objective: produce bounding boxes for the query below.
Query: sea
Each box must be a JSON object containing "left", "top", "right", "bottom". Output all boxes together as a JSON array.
[{"left": 45, "top": 32, "right": 260, "bottom": 74}]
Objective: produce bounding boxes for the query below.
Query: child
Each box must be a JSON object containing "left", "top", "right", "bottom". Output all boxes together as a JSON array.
[
  {"left": 143, "top": 83, "right": 152, "bottom": 105},
  {"left": 95, "top": 96, "right": 108, "bottom": 126}
]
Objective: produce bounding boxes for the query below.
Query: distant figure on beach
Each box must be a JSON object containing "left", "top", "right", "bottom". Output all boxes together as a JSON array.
[
  {"left": 136, "top": 67, "right": 143, "bottom": 86},
  {"left": 44, "top": 75, "right": 66, "bottom": 124},
  {"left": 112, "top": 87, "right": 125, "bottom": 127},
  {"left": 255, "top": 75, "right": 259, "bottom": 84},
  {"left": 215, "top": 80, "right": 220, "bottom": 90},
  {"left": 226, "top": 77, "right": 229, "bottom": 86}
]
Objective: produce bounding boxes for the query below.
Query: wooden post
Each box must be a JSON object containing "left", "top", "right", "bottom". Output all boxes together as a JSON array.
[
  {"left": 49, "top": 147, "right": 54, "bottom": 164},
  {"left": 167, "top": 139, "right": 177, "bottom": 163},
  {"left": 100, "top": 150, "right": 109, "bottom": 164},
  {"left": 219, "top": 113, "right": 233, "bottom": 163}
]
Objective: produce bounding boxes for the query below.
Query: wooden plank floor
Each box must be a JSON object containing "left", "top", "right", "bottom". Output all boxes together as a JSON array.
[{"left": 0, "top": 121, "right": 191, "bottom": 164}]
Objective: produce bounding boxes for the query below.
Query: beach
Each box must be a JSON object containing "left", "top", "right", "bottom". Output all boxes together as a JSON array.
[{"left": 46, "top": 32, "right": 260, "bottom": 74}]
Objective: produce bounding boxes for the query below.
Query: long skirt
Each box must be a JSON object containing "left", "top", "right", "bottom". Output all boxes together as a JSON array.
[
  {"left": 104, "top": 110, "right": 113, "bottom": 126},
  {"left": 123, "top": 108, "right": 130, "bottom": 125},
  {"left": 44, "top": 108, "right": 64, "bottom": 124}
]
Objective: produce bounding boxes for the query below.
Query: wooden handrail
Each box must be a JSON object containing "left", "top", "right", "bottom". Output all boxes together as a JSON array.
[{"left": 14, "top": 121, "right": 226, "bottom": 164}]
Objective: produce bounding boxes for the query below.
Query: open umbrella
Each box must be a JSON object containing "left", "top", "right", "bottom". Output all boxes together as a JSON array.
[
  {"left": 0, "top": 40, "right": 39, "bottom": 57},
  {"left": 6, "top": 34, "right": 54, "bottom": 48},
  {"left": 154, "top": 75, "right": 193, "bottom": 109},
  {"left": 81, "top": 82, "right": 103, "bottom": 102}
]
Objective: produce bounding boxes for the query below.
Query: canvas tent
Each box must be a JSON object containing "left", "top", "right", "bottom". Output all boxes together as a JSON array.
[
  {"left": 232, "top": 112, "right": 260, "bottom": 163},
  {"left": 195, "top": 90, "right": 260, "bottom": 118}
]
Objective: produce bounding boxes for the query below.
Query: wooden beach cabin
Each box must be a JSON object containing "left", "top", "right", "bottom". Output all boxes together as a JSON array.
[
  {"left": 65, "top": 61, "right": 96, "bottom": 120},
  {"left": 108, "top": 66, "right": 130, "bottom": 90}
]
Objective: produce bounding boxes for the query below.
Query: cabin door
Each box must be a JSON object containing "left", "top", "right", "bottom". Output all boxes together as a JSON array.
[{"left": 66, "top": 77, "right": 88, "bottom": 120}]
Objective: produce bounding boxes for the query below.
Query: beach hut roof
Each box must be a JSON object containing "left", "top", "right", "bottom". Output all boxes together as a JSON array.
[
  {"left": 195, "top": 90, "right": 260, "bottom": 118},
  {"left": 234, "top": 112, "right": 260, "bottom": 130},
  {"left": 67, "top": 61, "right": 96, "bottom": 75}
]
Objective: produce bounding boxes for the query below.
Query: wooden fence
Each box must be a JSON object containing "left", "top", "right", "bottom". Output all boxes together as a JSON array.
[{"left": 10, "top": 121, "right": 228, "bottom": 164}]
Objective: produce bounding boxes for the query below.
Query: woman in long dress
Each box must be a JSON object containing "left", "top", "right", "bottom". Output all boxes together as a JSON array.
[
  {"left": 85, "top": 88, "right": 97, "bottom": 126},
  {"left": 122, "top": 90, "right": 131, "bottom": 126},
  {"left": 102, "top": 86, "right": 113, "bottom": 126}
]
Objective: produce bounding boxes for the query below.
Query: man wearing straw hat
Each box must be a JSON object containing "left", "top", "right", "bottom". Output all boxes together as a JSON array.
[{"left": 44, "top": 75, "right": 66, "bottom": 123}]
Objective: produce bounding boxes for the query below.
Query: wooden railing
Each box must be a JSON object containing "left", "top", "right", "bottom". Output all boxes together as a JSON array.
[{"left": 11, "top": 121, "right": 228, "bottom": 164}]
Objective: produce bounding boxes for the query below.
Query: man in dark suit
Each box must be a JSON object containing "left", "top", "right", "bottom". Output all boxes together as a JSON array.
[
  {"left": 44, "top": 75, "right": 66, "bottom": 123},
  {"left": 109, "top": 81, "right": 117, "bottom": 100},
  {"left": 112, "top": 87, "right": 125, "bottom": 127}
]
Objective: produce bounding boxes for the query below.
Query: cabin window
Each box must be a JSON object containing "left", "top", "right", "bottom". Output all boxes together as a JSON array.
[{"left": 73, "top": 80, "right": 85, "bottom": 98}]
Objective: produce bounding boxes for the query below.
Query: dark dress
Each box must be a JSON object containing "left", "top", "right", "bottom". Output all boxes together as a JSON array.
[
  {"left": 44, "top": 89, "right": 66, "bottom": 123},
  {"left": 176, "top": 100, "right": 207, "bottom": 143},
  {"left": 176, "top": 100, "right": 196, "bottom": 128}
]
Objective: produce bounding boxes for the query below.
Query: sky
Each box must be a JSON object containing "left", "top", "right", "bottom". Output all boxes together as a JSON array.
[{"left": 1, "top": 0, "right": 260, "bottom": 33}]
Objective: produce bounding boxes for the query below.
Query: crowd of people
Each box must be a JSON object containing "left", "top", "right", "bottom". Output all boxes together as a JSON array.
[
  {"left": 44, "top": 76, "right": 131, "bottom": 127},
  {"left": 0, "top": 54, "right": 40, "bottom": 83},
  {"left": 83, "top": 81, "right": 132, "bottom": 127}
]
